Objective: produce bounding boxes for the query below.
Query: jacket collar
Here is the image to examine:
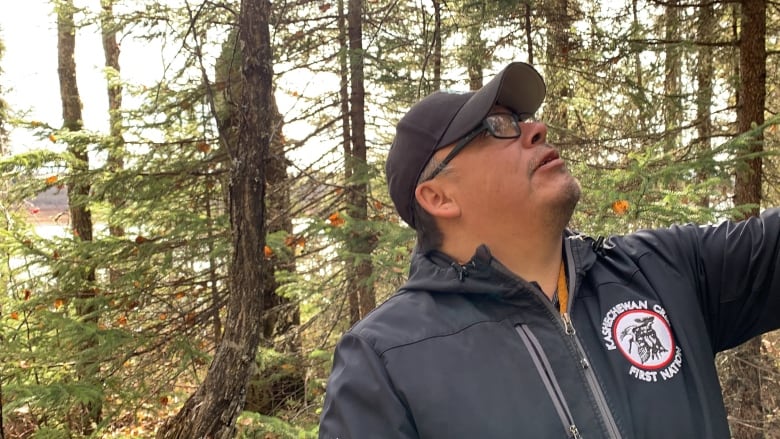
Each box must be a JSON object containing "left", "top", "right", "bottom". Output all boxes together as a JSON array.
[{"left": 402, "top": 231, "right": 600, "bottom": 301}]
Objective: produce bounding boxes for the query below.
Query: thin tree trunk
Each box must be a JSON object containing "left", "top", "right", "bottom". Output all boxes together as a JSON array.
[
  {"left": 100, "top": 0, "right": 124, "bottom": 238},
  {"left": 432, "top": 0, "right": 442, "bottom": 91},
  {"left": 542, "top": 0, "right": 573, "bottom": 144},
  {"left": 723, "top": 1, "right": 767, "bottom": 438},
  {"left": 695, "top": 1, "right": 714, "bottom": 208},
  {"left": 100, "top": 0, "right": 125, "bottom": 291},
  {"left": 155, "top": 0, "right": 273, "bottom": 435},
  {"left": 663, "top": 0, "right": 682, "bottom": 149},
  {"left": 343, "top": 0, "right": 376, "bottom": 323},
  {"left": 57, "top": 0, "right": 100, "bottom": 433},
  {"left": 337, "top": 0, "right": 360, "bottom": 325},
  {"left": 343, "top": 0, "right": 376, "bottom": 324}
]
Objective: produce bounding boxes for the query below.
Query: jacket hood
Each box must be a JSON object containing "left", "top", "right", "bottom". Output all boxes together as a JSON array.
[{"left": 402, "top": 232, "right": 600, "bottom": 300}]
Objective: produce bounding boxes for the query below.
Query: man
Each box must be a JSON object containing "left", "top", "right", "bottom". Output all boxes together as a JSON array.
[{"left": 318, "top": 61, "right": 780, "bottom": 438}]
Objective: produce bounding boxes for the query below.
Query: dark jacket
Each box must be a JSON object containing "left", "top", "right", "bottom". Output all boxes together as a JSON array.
[{"left": 319, "top": 209, "right": 780, "bottom": 438}]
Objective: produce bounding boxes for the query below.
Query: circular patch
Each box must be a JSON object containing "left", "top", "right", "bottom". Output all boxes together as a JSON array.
[{"left": 613, "top": 309, "right": 675, "bottom": 370}]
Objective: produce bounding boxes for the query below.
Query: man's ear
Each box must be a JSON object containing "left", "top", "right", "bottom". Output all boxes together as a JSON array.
[{"left": 414, "top": 181, "right": 461, "bottom": 220}]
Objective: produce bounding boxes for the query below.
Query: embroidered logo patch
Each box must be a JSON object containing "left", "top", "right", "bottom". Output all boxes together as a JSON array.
[{"left": 601, "top": 300, "right": 682, "bottom": 382}]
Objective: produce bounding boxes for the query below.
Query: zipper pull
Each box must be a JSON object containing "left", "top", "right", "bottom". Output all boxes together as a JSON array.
[
  {"left": 450, "top": 262, "right": 469, "bottom": 281},
  {"left": 561, "top": 312, "right": 576, "bottom": 335},
  {"left": 569, "top": 425, "right": 582, "bottom": 439}
]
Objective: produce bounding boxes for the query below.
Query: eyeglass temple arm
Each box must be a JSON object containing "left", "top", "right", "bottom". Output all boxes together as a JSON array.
[{"left": 427, "top": 128, "right": 484, "bottom": 179}]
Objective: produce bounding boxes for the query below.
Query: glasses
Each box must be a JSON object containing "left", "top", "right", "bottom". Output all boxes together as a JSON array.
[{"left": 423, "top": 112, "right": 535, "bottom": 181}]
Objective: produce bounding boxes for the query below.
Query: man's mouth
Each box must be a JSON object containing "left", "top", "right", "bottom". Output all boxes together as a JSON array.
[{"left": 535, "top": 150, "right": 561, "bottom": 171}]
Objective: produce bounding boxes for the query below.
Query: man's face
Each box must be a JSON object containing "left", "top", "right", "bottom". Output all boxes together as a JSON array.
[{"left": 430, "top": 106, "right": 581, "bottom": 230}]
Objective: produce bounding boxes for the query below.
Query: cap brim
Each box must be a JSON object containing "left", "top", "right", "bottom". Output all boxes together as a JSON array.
[{"left": 436, "top": 62, "right": 546, "bottom": 149}]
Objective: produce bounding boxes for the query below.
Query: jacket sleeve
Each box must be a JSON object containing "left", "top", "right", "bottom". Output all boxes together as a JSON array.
[
  {"left": 318, "top": 332, "right": 418, "bottom": 439},
  {"left": 639, "top": 207, "right": 780, "bottom": 351}
]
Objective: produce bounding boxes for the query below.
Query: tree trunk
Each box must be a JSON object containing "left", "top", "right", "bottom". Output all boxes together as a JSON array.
[
  {"left": 337, "top": 0, "right": 360, "bottom": 325},
  {"left": 432, "top": 0, "right": 442, "bottom": 91},
  {"left": 722, "top": 1, "right": 767, "bottom": 438},
  {"left": 345, "top": 0, "right": 376, "bottom": 324},
  {"left": 100, "top": 0, "right": 125, "bottom": 241},
  {"left": 694, "top": 1, "right": 714, "bottom": 208},
  {"left": 542, "top": 0, "right": 573, "bottom": 145},
  {"left": 663, "top": 0, "right": 682, "bottom": 149},
  {"left": 57, "top": 1, "right": 100, "bottom": 433},
  {"left": 155, "top": 0, "right": 273, "bottom": 436}
]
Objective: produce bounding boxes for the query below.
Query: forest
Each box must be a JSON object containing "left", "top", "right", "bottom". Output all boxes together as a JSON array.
[{"left": 0, "top": 0, "right": 779, "bottom": 437}]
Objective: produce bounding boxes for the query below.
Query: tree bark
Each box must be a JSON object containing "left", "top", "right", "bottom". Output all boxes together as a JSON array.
[
  {"left": 155, "top": 0, "right": 273, "bottom": 436},
  {"left": 694, "top": 1, "right": 714, "bottom": 208},
  {"left": 100, "top": 0, "right": 125, "bottom": 241},
  {"left": 663, "top": 0, "right": 682, "bottom": 149},
  {"left": 57, "top": 0, "right": 100, "bottom": 433},
  {"left": 337, "top": 0, "right": 360, "bottom": 325},
  {"left": 345, "top": 0, "right": 376, "bottom": 324},
  {"left": 542, "top": 0, "right": 573, "bottom": 145},
  {"left": 723, "top": 1, "right": 767, "bottom": 438}
]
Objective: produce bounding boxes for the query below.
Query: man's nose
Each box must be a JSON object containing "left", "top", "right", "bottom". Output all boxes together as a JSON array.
[{"left": 520, "top": 121, "right": 547, "bottom": 148}]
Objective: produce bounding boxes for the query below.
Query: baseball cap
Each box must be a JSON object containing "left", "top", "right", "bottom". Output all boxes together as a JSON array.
[{"left": 385, "top": 61, "right": 546, "bottom": 228}]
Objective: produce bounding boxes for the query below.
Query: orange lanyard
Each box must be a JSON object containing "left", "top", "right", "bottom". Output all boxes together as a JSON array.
[{"left": 557, "top": 261, "right": 568, "bottom": 314}]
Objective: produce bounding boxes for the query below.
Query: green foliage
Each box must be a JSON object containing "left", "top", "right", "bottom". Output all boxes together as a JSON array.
[
  {"left": 1, "top": 0, "right": 779, "bottom": 436},
  {"left": 235, "top": 412, "right": 317, "bottom": 439}
]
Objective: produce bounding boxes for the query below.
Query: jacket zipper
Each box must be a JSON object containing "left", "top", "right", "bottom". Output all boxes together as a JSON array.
[
  {"left": 484, "top": 241, "right": 622, "bottom": 438},
  {"left": 562, "top": 240, "right": 622, "bottom": 439},
  {"left": 515, "top": 324, "right": 582, "bottom": 438}
]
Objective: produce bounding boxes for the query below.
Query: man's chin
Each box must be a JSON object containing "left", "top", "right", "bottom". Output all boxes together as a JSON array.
[{"left": 550, "top": 177, "right": 581, "bottom": 226}]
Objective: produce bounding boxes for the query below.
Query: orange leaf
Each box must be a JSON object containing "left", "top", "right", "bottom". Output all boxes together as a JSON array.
[
  {"left": 159, "top": 396, "right": 169, "bottom": 406},
  {"left": 175, "top": 292, "right": 185, "bottom": 299},
  {"left": 159, "top": 313, "right": 167, "bottom": 320},
  {"left": 373, "top": 200, "right": 384, "bottom": 210},
  {"left": 611, "top": 200, "right": 630, "bottom": 215},
  {"left": 45, "top": 175, "right": 58, "bottom": 185},
  {"left": 328, "top": 212, "right": 345, "bottom": 227},
  {"left": 48, "top": 134, "right": 57, "bottom": 143},
  {"left": 117, "top": 315, "right": 127, "bottom": 326},
  {"left": 196, "top": 142, "right": 211, "bottom": 153},
  {"left": 54, "top": 299, "right": 65, "bottom": 309},
  {"left": 135, "top": 235, "right": 147, "bottom": 244},
  {"left": 264, "top": 245, "right": 273, "bottom": 259},
  {"left": 285, "top": 235, "right": 306, "bottom": 248},
  {"left": 10, "top": 311, "right": 19, "bottom": 320}
]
